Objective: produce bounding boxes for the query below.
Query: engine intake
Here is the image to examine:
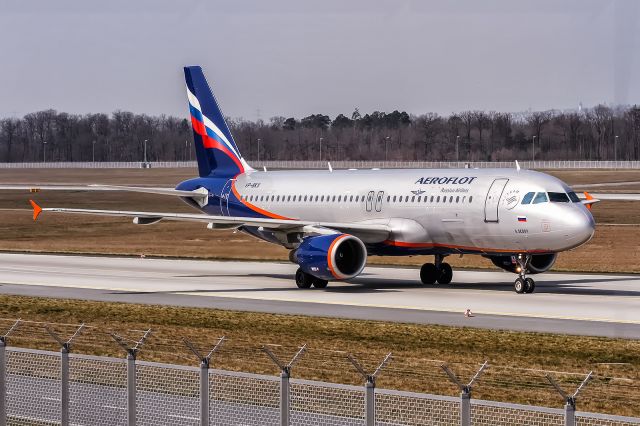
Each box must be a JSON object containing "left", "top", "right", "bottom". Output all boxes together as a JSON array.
[
  {"left": 293, "top": 234, "right": 367, "bottom": 280},
  {"left": 488, "top": 253, "right": 557, "bottom": 274}
]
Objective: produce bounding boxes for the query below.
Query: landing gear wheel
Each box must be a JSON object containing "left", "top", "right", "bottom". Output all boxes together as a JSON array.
[
  {"left": 295, "top": 268, "right": 313, "bottom": 289},
  {"left": 524, "top": 278, "right": 535, "bottom": 294},
  {"left": 437, "top": 263, "right": 453, "bottom": 284},
  {"left": 514, "top": 277, "right": 525, "bottom": 294},
  {"left": 420, "top": 263, "right": 438, "bottom": 284},
  {"left": 312, "top": 278, "right": 328, "bottom": 289}
]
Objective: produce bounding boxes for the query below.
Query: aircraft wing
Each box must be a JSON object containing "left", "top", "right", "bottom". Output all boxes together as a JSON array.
[
  {"left": 4, "top": 184, "right": 209, "bottom": 206},
  {"left": 28, "top": 201, "right": 391, "bottom": 241}
]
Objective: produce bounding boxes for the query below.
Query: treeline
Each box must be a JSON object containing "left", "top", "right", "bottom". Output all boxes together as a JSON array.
[{"left": 1, "top": 105, "right": 639, "bottom": 163}]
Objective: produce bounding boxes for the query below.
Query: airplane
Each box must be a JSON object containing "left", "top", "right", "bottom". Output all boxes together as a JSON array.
[{"left": 23, "top": 66, "right": 636, "bottom": 294}]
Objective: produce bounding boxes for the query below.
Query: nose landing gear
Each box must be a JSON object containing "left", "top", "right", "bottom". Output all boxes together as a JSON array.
[
  {"left": 514, "top": 254, "right": 535, "bottom": 294},
  {"left": 420, "top": 255, "right": 453, "bottom": 285}
]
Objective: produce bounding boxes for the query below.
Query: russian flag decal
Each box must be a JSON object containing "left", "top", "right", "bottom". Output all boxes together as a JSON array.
[{"left": 517, "top": 216, "right": 527, "bottom": 222}]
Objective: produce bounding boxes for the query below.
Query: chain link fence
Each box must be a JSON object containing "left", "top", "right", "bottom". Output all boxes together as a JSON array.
[
  {"left": 0, "top": 319, "right": 638, "bottom": 426},
  {"left": 2, "top": 160, "right": 640, "bottom": 169}
]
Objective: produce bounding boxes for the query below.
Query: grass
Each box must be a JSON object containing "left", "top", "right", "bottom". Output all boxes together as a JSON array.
[{"left": 1, "top": 295, "right": 639, "bottom": 416}]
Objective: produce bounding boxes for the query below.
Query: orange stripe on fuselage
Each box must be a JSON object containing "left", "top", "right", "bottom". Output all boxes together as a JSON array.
[
  {"left": 231, "top": 181, "right": 296, "bottom": 220},
  {"left": 383, "top": 240, "right": 550, "bottom": 254},
  {"left": 327, "top": 234, "right": 348, "bottom": 280}
]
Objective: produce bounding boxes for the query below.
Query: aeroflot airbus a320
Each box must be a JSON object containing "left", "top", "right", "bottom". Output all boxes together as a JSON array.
[{"left": 29, "top": 66, "right": 619, "bottom": 294}]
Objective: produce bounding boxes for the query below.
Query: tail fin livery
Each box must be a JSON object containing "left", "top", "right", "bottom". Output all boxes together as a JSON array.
[{"left": 184, "top": 66, "right": 253, "bottom": 178}]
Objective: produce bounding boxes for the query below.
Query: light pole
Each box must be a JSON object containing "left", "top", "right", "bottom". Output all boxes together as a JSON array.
[
  {"left": 143, "top": 139, "right": 148, "bottom": 164},
  {"left": 184, "top": 140, "right": 188, "bottom": 161},
  {"left": 319, "top": 137, "right": 323, "bottom": 162},
  {"left": 92, "top": 140, "right": 96, "bottom": 163},
  {"left": 257, "top": 138, "right": 261, "bottom": 162},
  {"left": 532, "top": 135, "right": 537, "bottom": 162},
  {"left": 615, "top": 135, "right": 619, "bottom": 162},
  {"left": 456, "top": 136, "right": 460, "bottom": 162},
  {"left": 43, "top": 140, "right": 47, "bottom": 163},
  {"left": 385, "top": 136, "right": 390, "bottom": 162}
]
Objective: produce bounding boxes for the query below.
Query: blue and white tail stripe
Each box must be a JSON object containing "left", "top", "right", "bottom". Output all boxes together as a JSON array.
[{"left": 184, "top": 66, "right": 253, "bottom": 178}]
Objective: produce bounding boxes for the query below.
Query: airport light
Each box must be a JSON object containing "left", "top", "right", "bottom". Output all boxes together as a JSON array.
[
  {"left": 385, "top": 136, "right": 390, "bottom": 162},
  {"left": 43, "top": 140, "right": 47, "bottom": 163},
  {"left": 456, "top": 136, "right": 460, "bottom": 162},
  {"left": 319, "top": 137, "right": 323, "bottom": 162},
  {"left": 92, "top": 140, "right": 96, "bottom": 163},
  {"left": 143, "top": 139, "right": 149, "bottom": 165},
  {"left": 615, "top": 135, "right": 619, "bottom": 162},
  {"left": 532, "top": 136, "right": 537, "bottom": 162},
  {"left": 257, "top": 138, "right": 261, "bottom": 162}
]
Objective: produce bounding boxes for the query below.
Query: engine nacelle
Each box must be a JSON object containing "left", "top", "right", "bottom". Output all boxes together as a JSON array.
[
  {"left": 293, "top": 234, "right": 367, "bottom": 280},
  {"left": 488, "top": 253, "right": 558, "bottom": 274}
]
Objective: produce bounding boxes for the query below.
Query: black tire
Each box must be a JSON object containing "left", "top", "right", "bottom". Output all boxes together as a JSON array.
[
  {"left": 437, "top": 263, "right": 453, "bottom": 285},
  {"left": 420, "top": 263, "right": 438, "bottom": 284},
  {"left": 514, "top": 277, "right": 525, "bottom": 294},
  {"left": 295, "top": 268, "right": 313, "bottom": 289},
  {"left": 312, "top": 278, "right": 328, "bottom": 289},
  {"left": 525, "top": 278, "right": 535, "bottom": 294}
]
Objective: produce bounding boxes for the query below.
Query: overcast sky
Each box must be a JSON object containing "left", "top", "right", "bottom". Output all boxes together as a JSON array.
[{"left": 1, "top": 0, "right": 639, "bottom": 120}]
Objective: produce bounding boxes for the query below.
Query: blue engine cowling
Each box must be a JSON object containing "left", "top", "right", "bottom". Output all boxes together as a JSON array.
[{"left": 293, "top": 234, "right": 367, "bottom": 281}]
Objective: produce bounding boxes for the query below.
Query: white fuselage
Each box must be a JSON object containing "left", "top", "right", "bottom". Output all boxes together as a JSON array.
[{"left": 220, "top": 168, "right": 595, "bottom": 255}]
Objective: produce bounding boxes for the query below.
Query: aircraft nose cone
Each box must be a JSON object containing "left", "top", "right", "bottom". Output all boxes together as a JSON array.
[{"left": 566, "top": 208, "right": 595, "bottom": 247}]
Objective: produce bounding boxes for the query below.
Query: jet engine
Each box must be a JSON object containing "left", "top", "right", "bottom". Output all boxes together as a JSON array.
[
  {"left": 488, "top": 253, "right": 557, "bottom": 274},
  {"left": 292, "top": 234, "right": 367, "bottom": 280}
]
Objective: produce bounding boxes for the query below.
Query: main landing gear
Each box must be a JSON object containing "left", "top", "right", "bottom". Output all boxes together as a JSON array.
[
  {"left": 295, "top": 268, "right": 328, "bottom": 289},
  {"left": 514, "top": 254, "right": 535, "bottom": 294},
  {"left": 420, "top": 255, "right": 453, "bottom": 285}
]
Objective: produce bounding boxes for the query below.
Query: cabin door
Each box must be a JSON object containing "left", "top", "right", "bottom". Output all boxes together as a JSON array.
[{"left": 484, "top": 178, "right": 509, "bottom": 222}]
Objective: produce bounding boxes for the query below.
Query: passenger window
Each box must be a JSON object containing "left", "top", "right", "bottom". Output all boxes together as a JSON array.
[
  {"left": 469, "top": 196, "right": 473, "bottom": 203},
  {"left": 533, "top": 192, "right": 548, "bottom": 204},
  {"left": 393, "top": 196, "right": 397, "bottom": 202},
  {"left": 521, "top": 192, "right": 535, "bottom": 204},
  {"left": 315, "top": 195, "right": 319, "bottom": 202},
  {"left": 456, "top": 196, "right": 459, "bottom": 203},
  {"left": 437, "top": 196, "right": 440, "bottom": 202},
  {"left": 332, "top": 196, "right": 336, "bottom": 202},
  {"left": 430, "top": 196, "right": 434, "bottom": 202}
]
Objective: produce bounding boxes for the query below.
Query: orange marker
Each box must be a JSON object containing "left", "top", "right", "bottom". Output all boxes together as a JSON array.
[{"left": 29, "top": 200, "right": 42, "bottom": 221}]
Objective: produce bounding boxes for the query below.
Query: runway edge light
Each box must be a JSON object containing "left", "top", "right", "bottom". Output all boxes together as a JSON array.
[{"left": 29, "top": 200, "right": 42, "bottom": 221}]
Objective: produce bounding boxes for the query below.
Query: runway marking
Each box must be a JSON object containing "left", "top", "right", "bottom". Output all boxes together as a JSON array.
[{"left": 174, "top": 292, "right": 640, "bottom": 325}]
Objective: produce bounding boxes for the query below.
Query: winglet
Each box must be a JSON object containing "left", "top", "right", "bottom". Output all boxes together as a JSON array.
[
  {"left": 29, "top": 199, "right": 42, "bottom": 221},
  {"left": 582, "top": 192, "right": 600, "bottom": 210}
]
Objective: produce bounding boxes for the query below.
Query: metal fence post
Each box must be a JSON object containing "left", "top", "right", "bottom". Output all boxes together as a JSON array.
[
  {"left": 61, "top": 347, "right": 69, "bottom": 426},
  {"left": 262, "top": 344, "right": 307, "bottom": 426},
  {"left": 110, "top": 329, "right": 152, "bottom": 426},
  {"left": 441, "top": 361, "right": 488, "bottom": 426},
  {"left": 184, "top": 336, "right": 225, "bottom": 426},
  {"left": 44, "top": 323, "right": 84, "bottom": 426},
  {"left": 0, "top": 339, "right": 4, "bottom": 426},
  {"left": 545, "top": 371, "right": 592, "bottom": 426},
  {"left": 127, "top": 353, "right": 136, "bottom": 426},
  {"left": 347, "top": 352, "right": 392, "bottom": 426},
  {"left": 0, "top": 320, "right": 20, "bottom": 426}
]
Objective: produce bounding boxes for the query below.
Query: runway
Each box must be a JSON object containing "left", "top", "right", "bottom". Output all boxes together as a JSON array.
[{"left": 1, "top": 253, "right": 639, "bottom": 338}]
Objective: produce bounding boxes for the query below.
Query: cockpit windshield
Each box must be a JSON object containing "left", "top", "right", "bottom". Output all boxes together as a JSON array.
[
  {"left": 521, "top": 191, "right": 580, "bottom": 205},
  {"left": 567, "top": 192, "right": 581, "bottom": 203},
  {"left": 548, "top": 192, "right": 569, "bottom": 203},
  {"left": 532, "top": 192, "right": 548, "bottom": 204}
]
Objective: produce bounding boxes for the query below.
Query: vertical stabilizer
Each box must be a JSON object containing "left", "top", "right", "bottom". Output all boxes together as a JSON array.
[{"left": 184, "top": 66, "right": 253, "bottom": 177}]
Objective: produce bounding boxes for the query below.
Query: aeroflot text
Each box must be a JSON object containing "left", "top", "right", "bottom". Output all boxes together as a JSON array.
[{"left": 415, "top": 177, "right": 477, "bottom": 185}]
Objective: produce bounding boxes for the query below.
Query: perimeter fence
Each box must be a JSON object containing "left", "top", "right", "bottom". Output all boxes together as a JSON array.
[
  {"left": 2, "top": 160, "right": 640, "bottom": 169},
  {"left": 0, "top": 318, "right": 639, "bottom": 426}
]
